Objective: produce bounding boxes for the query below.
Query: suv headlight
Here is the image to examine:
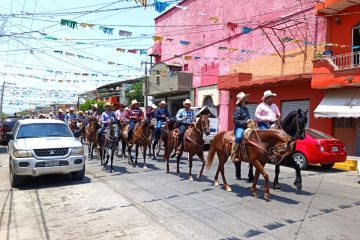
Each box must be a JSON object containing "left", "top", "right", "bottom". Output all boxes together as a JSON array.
[
  {"left": 71, "top": 146, "right": 84, "bottom": 155},
  {"left": 13, "top": 150, "right": 33, "bottom": 158}
]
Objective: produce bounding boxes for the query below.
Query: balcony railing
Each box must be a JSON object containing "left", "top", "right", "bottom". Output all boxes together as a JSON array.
[{"left": 325, "top": 52, "right": 360, "bottom": 70}]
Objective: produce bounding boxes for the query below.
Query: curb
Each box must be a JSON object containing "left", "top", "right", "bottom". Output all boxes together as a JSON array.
[{"left": 334, "top": 159, "right": 357, "bottom": 171}]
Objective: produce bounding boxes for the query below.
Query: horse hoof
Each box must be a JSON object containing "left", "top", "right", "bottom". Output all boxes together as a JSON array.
[
  {"left": 251, "top": 189, "right": 258, "bottom": 198},
  {"left": 225, "top": 185, "right": 232, "bottom": 192},
  {"left": 189, "top": 176, "right": 193, "bottom": 182},
  {"left": 143, "top": 165, "right": 148, "bottom": 169},
  {"left": 214, "top": 180, "right": 219, "bottom": 187},
  {"left": 264, "top": 193, "right": 270, "bottom": 201},
  {"left": 273, "top": 184, "right": 282, "bottom": 191}
]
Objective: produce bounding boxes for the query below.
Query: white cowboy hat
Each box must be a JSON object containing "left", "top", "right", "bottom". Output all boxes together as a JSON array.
[
  {"left": 183, "top": 99, "right": 192, "bottom": 106},
  {"left": 131, "top": 99, "right": 139, "bottom": 106},
  {"left": 151, "top": 104, "right": 157, "bottom": 109},
  {"left": 66, "top": 109, "right": 69, "bottom": 112},
  {"left": 159, "top": 100, "right": 166, "bottom": 106},
  {"left": 58, "top": 109, "right": 63, "bottom": 113},
  {"left": 92, "top": 103, "right": 98, "bottom": 108},
  {"left": 262, "top": 90, "right": 277, "bottom": 101},
  {"left": 69, "top": 107, "right": 74, "bottom": 111},
  {"left": 236, "top": 92, "right": 250, "bottom": 104},
  {"left": 104, "top": 102, "right": 112, "bottom": 107}
]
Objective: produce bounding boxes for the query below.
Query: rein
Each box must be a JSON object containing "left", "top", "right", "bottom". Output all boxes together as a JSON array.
[{"left": 185, "top": 117, "right": 207, "bottom": 148}]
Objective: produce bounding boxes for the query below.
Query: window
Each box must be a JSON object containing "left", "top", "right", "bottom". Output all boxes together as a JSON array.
[
  {"left": 17, "top": 123, "right": 73, "bottom": 139},
  {"left": 183, "top": 64, "right": 189, "bottom": 71}
]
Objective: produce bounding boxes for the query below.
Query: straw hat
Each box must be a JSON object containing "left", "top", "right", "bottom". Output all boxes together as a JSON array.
[
  {"left": 151, "top": 104, "right": 157, "bottom": 109},
  {"left": 69, "top": 107, "right": 74, "bottom": 111},
  {"left": 58, "top": 109, "right": 63, "bottom": 113},
  {"left": 104, "top": 102, "right": 112, "bottom": 108},
  {"left": 131, "top": 99, "right": 139, "bottom": 106},
  {"left": 159, "top": 101, "right": 166, "bottom": 106},
  {"left": 236, "top": 92, "right": 250, "bottom": 105},
  {"left": 92, "top": 103, "right": 98, "bottom": 108},
  {"left": 66, "top": 109, "right": 69, "bottom": 113},
  {"left": 262, "top": 90, "right": 277, "bottom": 101},
  {"left": 78, "top": 111, "right": 84, "bottom": 114},
  {"left": 183, "top": 99, "right": 192, "bottom": 106}
]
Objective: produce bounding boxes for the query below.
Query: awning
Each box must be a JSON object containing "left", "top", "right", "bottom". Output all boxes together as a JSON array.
[
  {"left": 316, "top": 0, "right": 360, "bottom": 15},
  {"left": 314, "top": 88, "right": 360, "bottom": 118}
]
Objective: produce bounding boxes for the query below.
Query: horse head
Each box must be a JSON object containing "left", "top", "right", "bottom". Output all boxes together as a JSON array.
[
  {"left": 88, "top": 118, "right": 98, "bottom": 134},
  {"left": 109, "top": 121, "right": 119, "bottom": 139},
  {"left": 294, "top": 108, "right": 308, "bottom": 140},
  {"left": 197, "top": 114, "right": 211, "bottom": 136}
]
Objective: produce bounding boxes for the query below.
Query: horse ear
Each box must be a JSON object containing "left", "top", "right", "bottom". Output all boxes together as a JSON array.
[
  {"left": 304, "top": 109, "right": 308, "bottom": 115},
  {"left": 297, "top": 108, "right": 302, "bottom": 115}
]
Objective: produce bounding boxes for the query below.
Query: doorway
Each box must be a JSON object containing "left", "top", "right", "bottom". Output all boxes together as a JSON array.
[{"left": 352, "top": 23, "right": 360, "bottom": 65}]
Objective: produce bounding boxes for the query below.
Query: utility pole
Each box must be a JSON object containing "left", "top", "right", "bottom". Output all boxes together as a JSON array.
[
  {"left": 0, "top": 81, "right": 5, "bottom": 115},
  {"left": 141, "top": 57, "right": 153, "bottom": 116}
]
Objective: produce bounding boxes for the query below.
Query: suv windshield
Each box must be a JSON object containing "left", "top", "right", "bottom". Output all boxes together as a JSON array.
[
  {"left": 306, "top": 129, "right": 333, "bottom": 139},
  {"left": 16, "top": 123, "right": 73, "bottom": 139}
]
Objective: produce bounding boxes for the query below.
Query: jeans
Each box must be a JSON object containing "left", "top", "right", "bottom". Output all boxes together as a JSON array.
[
  {"left": 178, "top": 123, "right": 190, "bottom": 144},
  {"left": 258, "top": 121, "right": 270, "bottom": 130},
  {"left": 234, "top": 127, "right": 245, "bottom": 143},
  {"left": 154, "top": 120, "right": 164, "bottom": 139},
  {"left": 128, "top": 120, "right": 136, "bottom": 140}
]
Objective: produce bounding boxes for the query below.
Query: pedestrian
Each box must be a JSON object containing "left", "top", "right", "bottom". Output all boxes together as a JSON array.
[{"left": 255, "top": 90, "right": 281, "bottom": 129}]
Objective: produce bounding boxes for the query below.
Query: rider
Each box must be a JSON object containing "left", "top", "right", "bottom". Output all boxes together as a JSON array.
[
  {"left": 154, "top": 101, "right": 169, "bottom": 140},
  {"left": 231, "top": 92, "right": 251, "bottom": 162},
  {"left": 115, "top": 103, "right": 127, "bottom": 123},
  {"left": 88, "top": 103, "right": 98, "bottom": 117},
  {"left": 57, "top": 109, "right": 65, "bottom": 121},
  {"left": 97, "top": 103, "right": 116, "bottom": 147},
  {"left": 175, "top": 99, "right": 195, "bottom": 153},
  {"left": 146, "top": 104, "right": 157, "bottom": 120},
  {"left": 255, "top": 90, "right": 281, "bottom": 130},
  {"left": 64, "top": 107, "right": 77, "bottom": 123},
  {"left": 126, "top": 100, "right": 144, "bottom": 146},
  {"left": 78, "top": 111, "right": 86, "bottom": 122}
]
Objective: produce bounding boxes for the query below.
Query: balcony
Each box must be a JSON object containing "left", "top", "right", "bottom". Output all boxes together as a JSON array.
[
  {"left": 147, "top": 71, "right": 192, "bottom": 96},
  {"left": 318, "top": 52, "right": 360, "bottom": 70}
]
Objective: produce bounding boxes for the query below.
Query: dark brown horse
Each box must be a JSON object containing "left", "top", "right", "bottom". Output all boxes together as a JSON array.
[
  {"left": 203, "top": 129, "right": 294, "bottom": 201},
  {"left": 123, "top": 119, "right": 153, "bottom": 168},
  {"left": 85, "top": 117, "right": 98, "bottom": 159},
  {"left": 99, "top": 122, "right": 119, "bottom": 173},
  {"left": 115, "top": 120, "right": 128, "bottom": 159},
  {"left": 164, "top": 114, "right": 210, "bottom": 181}
]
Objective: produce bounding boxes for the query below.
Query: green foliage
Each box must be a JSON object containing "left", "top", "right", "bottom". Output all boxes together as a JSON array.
[
  {"left": 125, "top": 81, "right": 144, "bottom": 105},
  {"left": 80, "top": 100, "right": 105, "bottom": 112}
]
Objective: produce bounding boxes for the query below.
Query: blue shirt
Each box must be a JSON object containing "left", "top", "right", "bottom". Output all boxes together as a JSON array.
[
  {"left": 155, "top": 107, "right": 170, "bottom": 121},
  {"left": 101, "top": 111, "right": 116, "bottom": 125},
  {"left": 65, "top": 113, "right": 77, "bottom": 122},
  {"left": 176, "top": 108, "right": 195, "bottom": 124}
]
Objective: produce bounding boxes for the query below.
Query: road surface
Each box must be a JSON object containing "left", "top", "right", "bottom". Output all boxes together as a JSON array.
[{"left": 0, "top": 146, "right": 360, "bottom": 240}]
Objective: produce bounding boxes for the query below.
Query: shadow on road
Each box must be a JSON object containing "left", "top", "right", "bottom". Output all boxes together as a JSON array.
[
  {"left": 17, "top": 175, "right": 91, "bottom": 190},
  {"left": 0, "top": 146, "right": 8, "bottom": 154}
]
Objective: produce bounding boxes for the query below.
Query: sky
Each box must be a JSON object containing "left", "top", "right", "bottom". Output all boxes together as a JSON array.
[{"left": 0, "top": 0, "right": 175, "bottom": 113}]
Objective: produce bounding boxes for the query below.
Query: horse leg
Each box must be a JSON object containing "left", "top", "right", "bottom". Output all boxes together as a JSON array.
[
  {"left": 252, "top": 160, "right": 270, "bottom": 201},
  {"left": 197, "top": 151, "right": 206, "bottom": 179},
  {"left": 143, "top": 144, "right": 148, "bottom": 169},
  {"left": 110, "top": 147, "right": 115, "bottom": 173},
  {"left": 251, "top": 168, "right": 261, "bottom": 198},
  {"left": 188, "top": 154, "right": 193, "bottom": 182},
  {"left": 152, "top": 139, "right": 158, "bottom": 160},
  {"left": 235, "top": 162, "right": 241, "bottom": 180},
  {"left": 121, "top": 139, "right": 127, "bottom": 158},
  {"left": 273, "top": 165, "right": 281, "bottom": 190},
  {"left": 248, "top": 164, "right": 254, "bottom": 182},
  {"left": 127, "top": 145, "right": 133, "bottom": 165},
  {"left": 104, "top": 147, "right": 109, "bottom": 166},
  {"left": 176, "top": 152, "right": 182, "bottom": 176},
  {"left": 134, "top": 146, "right": 139, "bottom": 167},
  {"left": 87, "top": 142, "right": 91, "bottom": 158},
  {"left": 213, "top": 153, "right": 221, "bottom": 187},
  {"left": 216, "top": 154, "right": 231, "bottom": 192},
  {"left": 290, "top": 158, "right": 302, "bottom": 191}
]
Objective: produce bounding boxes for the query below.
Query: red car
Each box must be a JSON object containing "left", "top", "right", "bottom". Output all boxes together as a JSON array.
[{"left": 293, "top": 128, "right": 347, "bottom": 170}]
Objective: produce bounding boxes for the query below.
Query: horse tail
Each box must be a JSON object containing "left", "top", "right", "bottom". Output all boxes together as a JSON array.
[{"left": 206, "top": 140, "right": 216, "bottom": 170}]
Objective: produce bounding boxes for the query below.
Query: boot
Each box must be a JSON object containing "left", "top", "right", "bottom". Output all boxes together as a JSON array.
[{"left": 231, "top": 142, "right": 240, "bottom": 162}]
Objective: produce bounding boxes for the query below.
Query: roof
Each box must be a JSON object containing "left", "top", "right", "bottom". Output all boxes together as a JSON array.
[
  {"left": 19, "top": 119, "right": 65, "bottom": 125},
  {"left": 96, "top": 77, "right": 146, "bottom": 90},
  {"left": 314, "top": 88, "right": 360, "bottom": 118},
  {"left": 316, "top": 0, "right": 360, "bottom": 15}
]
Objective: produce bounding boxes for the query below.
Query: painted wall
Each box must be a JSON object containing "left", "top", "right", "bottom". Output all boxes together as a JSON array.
[{"left": 227, "top": 81, "right": 332, "bottom": 135}]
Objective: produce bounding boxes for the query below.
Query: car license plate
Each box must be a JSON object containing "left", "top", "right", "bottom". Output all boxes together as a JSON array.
[
  {"left": 45, "top": 160, "right": 59, "bottom": 167},
  {"left": 332, "top": 146, "right": 339, "bottom": 152}
]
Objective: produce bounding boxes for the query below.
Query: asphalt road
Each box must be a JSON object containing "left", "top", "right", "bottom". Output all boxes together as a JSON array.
[{"left": 0, "top": 145, "right": 360, "bottom": 240}]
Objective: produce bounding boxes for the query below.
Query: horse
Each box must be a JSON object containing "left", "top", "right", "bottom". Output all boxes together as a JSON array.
[
  {"left": 243, "top": 109, "right": 308, "bottom": 191},
  {"left": 115, "top": 120, "right": 128, "bottom": 159},
  {"left": 164, "top": 114, "right": 210, "bottom": 181},
  {"left": 98, "top": 122, "right": 119, "bottom": 173},
  {"left": 123, "top": 119, "right": 153, "bottom": 168},
  {"left": 203, "top": 128, "right": 295, "bottom": 201},
  {"left": 149, "top": 118, "right": 178, "bottom": 160},
  {"left": 85, "top": 117, "right": 98, "bottom": 159}
]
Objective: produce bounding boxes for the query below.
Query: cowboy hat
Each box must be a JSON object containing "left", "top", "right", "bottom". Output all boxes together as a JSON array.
[
  {"left": 58, "top": 109, "right": 63, "bottom": 113},
  {"left": 131, "top": 99, "right": 139, "bottom": 106},
  {"left": 78, "top": 111, "right": 84, "bottom": 114},
  {"left": 159, "top": 100, "right": 166, "bottom": 106},
  {"left": 69, "top": 107, "right": 74, "bottom": 111},
  {"left": 262, "top": 90, "right": 277, "bottom": 101},
  {"left": 66, "top": 109, "right": 69, "bottom": 113},
  {"left": 183, "top": 99, "right": 192, "bottom": 106},
  {"left": 92, "top": 103, "right": 98, "bottom": 108},
  {"left": 236, "top": 92, "right": 250, "bottom": 104},
  {"left": 151, "top": 104, "right": 158, "bottom": 109},
  {"left": 104, "top": 102, "right": 112, "bottom": 108}
]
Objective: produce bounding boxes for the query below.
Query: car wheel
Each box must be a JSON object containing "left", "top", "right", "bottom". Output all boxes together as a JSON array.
[
  {"left": 71, "top": 165, "right": 85, "bottom": 181},
  {"left": 9, "top": 163, "right": 25, "bottom": 188},
  {"left": 292, "top": 152, "right": 308, "bottom": 170},
  {"left": 321, "top": 163, "right": 335, "bottom": 169}
]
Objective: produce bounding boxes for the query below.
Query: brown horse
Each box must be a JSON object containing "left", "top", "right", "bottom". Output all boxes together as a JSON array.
[
  {"left": 99, "top": 122, "right": 119, "bottom": 173},
  {"left": 123, "top": 119, "right": 153, "bottom": 168},
  {"left": 164, "top": 114, "right": 210, "bottom": 181},
  {"left": 202, "top": 129, "right": 294, "bottom": 201},
  {"left": 85, "top": 117, "right": 98, "bottom": 159}
]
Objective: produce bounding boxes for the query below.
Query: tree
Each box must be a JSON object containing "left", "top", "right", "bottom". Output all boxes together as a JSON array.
[
  {"left": 125, "top": 81, "right": 144, "bottom": 105},
  {"left": 80, "top": 100, "right": 105, "bottom": 112}
]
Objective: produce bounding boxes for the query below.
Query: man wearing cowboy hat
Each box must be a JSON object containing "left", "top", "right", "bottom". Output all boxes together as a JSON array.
[
  {"left": 115, "top": 103, "right": 127, "bottom": 123},
  {"left": 65, "top": 107, "right": 78, "bottom": 124},
  {"left": 154, "top": 101, "right": 170, "bottom": 141},
  {"left": 255, "top": 90, "right": 281, "bottom": 129},
  {"left": 126, "top": 100, "right": 144, "bottom": 145},
  {"left": 175, "top": 99, "right": 195, "bottom": 153},
  {"left": 97, "top": 102, "right": 117, "bottom": 147},
  {"left": 231, "top": 92, "right": 252, "bottom": 162},
  {"left": 77, "top": 111, "right": 86, "bottom": 123},
  {"left": 57, "top": 109, "right": 65, "bottom": 121},
  {"left": 88, "top": 103, "right": 98, "bottom": 117}
]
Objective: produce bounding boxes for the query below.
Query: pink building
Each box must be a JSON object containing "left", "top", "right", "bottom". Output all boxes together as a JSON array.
[{"left": 150, "top": 0, "right": 329, "bottom": 134}]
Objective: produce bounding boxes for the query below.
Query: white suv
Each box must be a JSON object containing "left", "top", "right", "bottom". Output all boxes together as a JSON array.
[{"left": 8, "top": 119, "right": 85, "bottom": 187}]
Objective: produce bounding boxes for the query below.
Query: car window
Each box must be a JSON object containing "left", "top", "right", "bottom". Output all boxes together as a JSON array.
[
  {"left": 3, "top": 120, "right": 17, "bottom": 128},
  {"left": 16, "top": 123, "right": 73, "bottom": 139},
  {"left": 12, "top": 122, "right": 20, "bottom": 135},
  {"left": 306, "top": 129, "right": 333, "bottom": 139}
]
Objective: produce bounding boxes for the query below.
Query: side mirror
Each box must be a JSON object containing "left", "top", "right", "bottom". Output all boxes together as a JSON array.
[{"left": 5, "top": 132, "right": 14, "bottom": 140}]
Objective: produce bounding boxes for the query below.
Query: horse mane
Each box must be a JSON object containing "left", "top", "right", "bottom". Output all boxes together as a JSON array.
[{"left": 281, "top": 110, "right": 298, "bottom": 128}]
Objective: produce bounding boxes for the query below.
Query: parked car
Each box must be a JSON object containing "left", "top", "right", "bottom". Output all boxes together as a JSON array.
[
  {"left": 8, "top": 119, "right": 85, "bottom": 187},
  {"left": 192, "top": 106, "right": 218, "bottom": 145},
  {"left": 0, "top": 117, "right": 21, "bottom": 144},
  {"left": 293, "top": 128, "right": 347, "bottom": 170}
]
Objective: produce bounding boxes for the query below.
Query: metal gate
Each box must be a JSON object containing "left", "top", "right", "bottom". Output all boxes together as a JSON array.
[
  {"left": 247, "top": 103, "right": 258, "bottom": 120},
  {"left": 281, "top": 100, "right": 310, "bottom": 127}
]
